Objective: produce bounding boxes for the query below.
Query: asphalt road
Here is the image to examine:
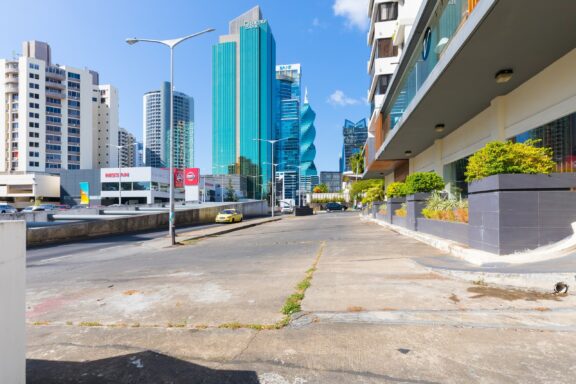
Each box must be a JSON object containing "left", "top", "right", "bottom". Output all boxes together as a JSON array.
[{"left": 26, "top": 212, "right": 576, "bottom": 383}]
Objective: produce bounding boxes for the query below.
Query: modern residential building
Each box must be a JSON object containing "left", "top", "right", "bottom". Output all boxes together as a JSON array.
[
  {"left": 0, "top": 41, "right": 118, "bottom": 173},
  {"left": 143, "top": 82, "right": 194, "bottom": 169},
  {"left": 275, "top": 63, "right": 302, "bottom": 200},
  {"left": 93, "top": 84, "right": 119, "bottom": 168},
  {"left": 320, "top": 171, "right": 343, "bottom": 193},
  {"left": 340, "top": 119, "right": 368, "bottom": 173},
  {"left": 365, "top": 1, "right": 422, "bottom": 176},
  {"left": 117, "top": 127, "right": 137, "bottom": 168},
  {"left": 362, "top": 0, "right": 576, "bottom": 196},
  {"left": 212, "top": 6, "right": 276, "bottom": 199}
]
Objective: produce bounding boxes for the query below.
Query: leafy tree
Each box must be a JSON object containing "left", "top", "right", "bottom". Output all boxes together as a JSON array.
[
  {"left": 349, "top": 151, "right": 365, "bottom": 174},
  {"left": 362, "top": 186, "right": 386, "bottom": 205},
  {"left": 313, "top": 183, "right": 329, "bottom": 193},
  {"left": 224, "top": 179, "right": 237, "bottom": 202},
  {"left": 465, "top": 140, "right": 556, "bottom": 182},
  {"left": 350, "top": 179, "right": 384, "bottom": 203},
  {"left": 405, "top": 172, "right": 445, "bottom": 195}
]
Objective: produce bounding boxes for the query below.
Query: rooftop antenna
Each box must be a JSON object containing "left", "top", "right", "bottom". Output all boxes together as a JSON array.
[{"left": 304, "top": 87, "right": 309, "bottom": 104}]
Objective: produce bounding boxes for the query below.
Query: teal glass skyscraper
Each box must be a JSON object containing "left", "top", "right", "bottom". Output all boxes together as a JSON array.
[
  {"left": 300, "top": 90, "right": 319, "bottom": 193},
  {"left": 212, "top": 6, "right": 276, "bottom": 199},
  {"left": 275, "top": 64, "right": 301, "bottom": 200}
]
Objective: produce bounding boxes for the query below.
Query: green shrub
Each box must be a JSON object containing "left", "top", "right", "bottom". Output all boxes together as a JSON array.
[
  {"left": 362, "top": 186, "right": 386, "bottom": 205},
  {"left": 350, "top": 179, "right": 384, "bottom": 202},
  {"left": 385, "top": 182, "right": 407, "bottom": 198},
  {"left": 405, "top": 172, "right": 445, "bottom": 195},
  {"left": 465, "top": 140, "right": 556, "bottom": 182}
]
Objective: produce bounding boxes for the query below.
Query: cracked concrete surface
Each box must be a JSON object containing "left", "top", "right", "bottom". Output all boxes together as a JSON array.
[{"left": 26, "top": 212, "right": 576, "bottom": 383}]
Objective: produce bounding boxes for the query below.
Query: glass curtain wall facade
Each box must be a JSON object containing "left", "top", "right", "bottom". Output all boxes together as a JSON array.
[
  {"left": 212, "top": 42, "right": 237, "bottom": 175},
  {"left": 389, "top": 0, "right": 469, "bottom": 128},
  {"left": 239, "top": 20, "right": 276, "bottom": 199},
  {"left": 340, "top": 119, "right": 368, "bottom": 172},
  {"left": 275, "top": 64, "right": 301, "bottom": 200},
  {"left": 300, "top": 101, "right": 317, "bottom": 178}
]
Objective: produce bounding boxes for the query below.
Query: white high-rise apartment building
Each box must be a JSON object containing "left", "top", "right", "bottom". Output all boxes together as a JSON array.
[
  {"left": 365, "top": 1, "right": 422, "bottom": 167},
  {"left": 93, "top": 84, "right": 119, "bottom": 168},
  {"left": 0, "top": 41, "right": 118, "bottom": 173},
  {"left": 118, "top": 127, "right": 137, "bottom": 167}
]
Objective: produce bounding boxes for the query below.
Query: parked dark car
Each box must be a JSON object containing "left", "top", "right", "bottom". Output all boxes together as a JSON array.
[
  {"left": 325, "top": 202, "right": 346, "bottom": 212},
  {"left": 0, "top": 204, "right": 17, "bottom": 214}
]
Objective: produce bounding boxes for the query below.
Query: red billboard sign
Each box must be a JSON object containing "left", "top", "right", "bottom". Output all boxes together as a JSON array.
[
  {"left": 185, "top": 168, "right": 200, "bottom": 186},
  {"left": 174, "top": 169, "right": 184, "bottom": 188}
]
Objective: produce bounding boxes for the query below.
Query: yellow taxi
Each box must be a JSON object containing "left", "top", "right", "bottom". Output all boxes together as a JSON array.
[{"left": 215, "top": 209, "right": 243, "bottom": 223}]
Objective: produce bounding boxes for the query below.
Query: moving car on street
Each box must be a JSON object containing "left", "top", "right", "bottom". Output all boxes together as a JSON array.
[
  {"left": 0, "top": 204, "right": 17, "bottom": 214},
  {"left": 215, "top": 209, "right": 243, "bottom": 223},
  {"left": 325, "top": 202, "right": 346, "bottom": 212},
  {"left": 23, "top": 206, "right": 45, "bottom": 212}
]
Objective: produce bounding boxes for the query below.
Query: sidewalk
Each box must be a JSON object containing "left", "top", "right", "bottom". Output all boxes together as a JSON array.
[{"left": 362, "top": 215, "right": 576, "bottom": 291}]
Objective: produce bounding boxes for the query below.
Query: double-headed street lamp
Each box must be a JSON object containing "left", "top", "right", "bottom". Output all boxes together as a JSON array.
[
  {"left": 287, "top": 164, "right": 304, "bottom": 207},
  {"left": 254, "top": 138, "right": 291, "bottom": 218},
  {"left": 263, "top": 161, "right": 286, "bottom": 217},
  {"left": 213, "top": 164, "right": 233, "bottom": 202},
  {"left": 126, "top": 29, "right": 214, "bottom": 245}
]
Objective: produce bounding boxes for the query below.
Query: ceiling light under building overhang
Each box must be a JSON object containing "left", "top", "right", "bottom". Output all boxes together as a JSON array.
[
  {"left": 405, "top": 150, "right": 412, "bottom": 157},
  {"left": 495, "top": 69, "right": 514, "bottom": 84},
  {"left": 435, "top": 124, "right": 445, "bottom": 133}
]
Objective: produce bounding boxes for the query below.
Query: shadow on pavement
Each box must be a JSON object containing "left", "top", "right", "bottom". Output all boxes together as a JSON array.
[{"left": 27, "top": 350, "right": 260, "bottom": 384}]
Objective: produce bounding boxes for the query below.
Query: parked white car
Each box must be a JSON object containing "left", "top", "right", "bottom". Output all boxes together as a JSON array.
[
  {"left": 22, "top": 206, "right": 45, "bottom": 212},
  {"left": 0, "top": 204, "right": 17, "bottom": 214}
]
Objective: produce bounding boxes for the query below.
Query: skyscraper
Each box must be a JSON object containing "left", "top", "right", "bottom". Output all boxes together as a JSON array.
[
  {"left": 117, "top": 127, "right": 136, "bottom": 167},
  {"left": 300, "top": 90, "right": 319, "bottom": 192},
  {"left": 212, "top": 6, "right": 276, "bottom": 199},
  {"left": 143, "top": 82, "right": 194, "bottom": 169},
  {"left": 340, "top": 119, "right": 368, "bottom": 173},
  {"left": 0, "top": 41, "right": 118, "bottom": 173},
  {"left": 275, "top": 63, "right": 301, "bottom": 200}
]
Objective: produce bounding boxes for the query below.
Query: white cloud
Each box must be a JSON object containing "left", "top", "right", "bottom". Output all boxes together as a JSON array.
[
  {"left": 333, "top": 0, "right": 370, "bottom": 31},
  {"left": 327, "top": 90, "right": 360, "bottom": 106},
  {"left": 312, "top": 17, "right": 321, "bottom": 27}
]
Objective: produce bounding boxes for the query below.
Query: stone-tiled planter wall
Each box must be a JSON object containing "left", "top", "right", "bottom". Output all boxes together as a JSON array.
[{"left": 417, "top": 218, "right": 469, "bottom": 245}]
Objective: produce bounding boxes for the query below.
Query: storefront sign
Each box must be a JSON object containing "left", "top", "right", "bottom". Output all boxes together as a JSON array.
[
  {"left": 184, "top": 168, "right": 200, "bottom": 186},
  {"left": 174, "top": 169, "right": 184, "bottom": 188},
  {"left": 104, "top": 172, "right": 130, "bottom": 178}
]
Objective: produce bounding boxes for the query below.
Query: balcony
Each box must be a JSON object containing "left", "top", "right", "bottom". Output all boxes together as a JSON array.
[
  {"left": 46, "top": 88, "right": 65, "bottom": 99},
  {"left": 374, "top": 0, "right": 576, "bottom": 164},
  {"left": 4, "top": 83, "right": 18, "bottom": 93},
  {"left": 45, "top": 80, "right": 65, "bottom": 90},
  {"left": 46, "top": 67, "right": 65, "bottom": 80},
  {"left": 5, "top": 64, "right": 18, "bottom": 75}
]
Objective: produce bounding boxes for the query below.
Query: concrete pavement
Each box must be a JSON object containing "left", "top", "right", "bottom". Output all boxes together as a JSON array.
[{"left": 26, "top": 212, "right": 576, "bottom": 383}]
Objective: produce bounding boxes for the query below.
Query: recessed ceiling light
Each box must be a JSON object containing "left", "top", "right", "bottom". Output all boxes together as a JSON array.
[
  {"left": 404, "top": 150, "right": 412, "bottom": 157},
  {"left": 495, "top": 69, "right": 513, "bottom": 84},
  {"left": 435, "top": 124, "right": 445, "bottom": 133}
]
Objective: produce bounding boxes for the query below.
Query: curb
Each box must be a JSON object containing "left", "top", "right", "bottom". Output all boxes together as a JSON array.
[{"left": 178, "top": 217, "right": 282, "bottom": 243}]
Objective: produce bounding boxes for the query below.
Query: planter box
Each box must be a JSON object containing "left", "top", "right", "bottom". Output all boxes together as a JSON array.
[
  {"left": 468, "top": 173, "right": 576, "bottom": 254},
  {"left": 392, "top": 215, "right": 407, "bottom": 228},
  {"left": 417, "top": 218, "right": 469, "bottom": 245},
  {"left": 295, "top": 206, "right": 314, "bottom": 216},
  {"left": 386, "top": 197, "right": 405, "bottom": 223},
  {"left": 406, "top": 193, "right": 430, "bottom": 231}
]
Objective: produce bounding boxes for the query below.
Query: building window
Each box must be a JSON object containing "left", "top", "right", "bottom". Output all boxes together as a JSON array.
[
  {"left": 29, "top": 73, "right": 39, "bottom": 80},
  {"left": 29, "top": 112, "right": 39, "bottom": 118},
  {"left": 29, "top": 83, "right": 39, "bottom": 89},
  {"left": 29, "top": 161, "right": 40, "bottom": 167},
  {"left": 377, "top": 74, "right": 392, "bottom": 95},
  {"left": 29, "top": 63, "right": 40, "bottom": 70},
  {"left": 378, "top": 2, "right": 398, "bottom": 22},
  {"left": 376, "top": 38, "right": 398, "bottom": 59},
  {"left": 67, "top": 72, "right": 81, "bottom": 80}
]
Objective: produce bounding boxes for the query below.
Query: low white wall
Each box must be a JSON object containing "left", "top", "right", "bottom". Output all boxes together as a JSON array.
[{"left": 0, "top": 221, "right": 26, "bottom": 384}]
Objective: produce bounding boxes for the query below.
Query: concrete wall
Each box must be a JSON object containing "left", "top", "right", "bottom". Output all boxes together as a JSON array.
[
  {"left": 0, "top": 221, "right": 26, "bottom": 383},
  {"left": 27, "top": 201, "right": 267, "bottom": 246},
  {"left": 409, "top": 48, "right": 576, "bottom": 180}
]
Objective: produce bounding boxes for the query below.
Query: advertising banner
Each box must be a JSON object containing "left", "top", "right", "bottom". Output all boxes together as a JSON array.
[
  {"left": 79, "top": 182, "right": 90, "bottom": 205},
  {"left": 174, "top": 169, "right": 184, "bottom": 188},
  {"left": 184, "top": 168, "right": 200, "bottom": 186}
]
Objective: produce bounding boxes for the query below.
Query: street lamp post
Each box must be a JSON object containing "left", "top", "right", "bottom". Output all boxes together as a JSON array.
[
  {"left": 126, "top": 28, "right": 214, "bottom": 245},
  {"left": 263, "top": 161, "right": 286, "bottom": 217},
  {"left": 115, "top": 142, "right": 138, "bottom": 205},
  {"left": 214, "top": 164, "right": 232, "bottom": 202},
  {"left": 254, "top": 138, "right": 291, "bottom": 218},
  {"left": 287, "top": 164, "right": 304, "bottom": 207},
  {"left": 246, "top": 175, "right": 263, "bottom": 200}
]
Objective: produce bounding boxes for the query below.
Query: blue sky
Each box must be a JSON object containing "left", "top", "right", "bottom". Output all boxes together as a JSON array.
[{"left": 0, "top": 0, "right": 370, "bottom": 173}]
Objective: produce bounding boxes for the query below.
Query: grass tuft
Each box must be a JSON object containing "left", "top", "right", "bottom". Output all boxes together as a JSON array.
[{"left": 79, "top": 321, "right": 103, "bottom": 327}]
